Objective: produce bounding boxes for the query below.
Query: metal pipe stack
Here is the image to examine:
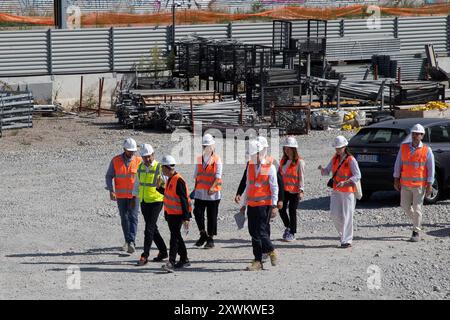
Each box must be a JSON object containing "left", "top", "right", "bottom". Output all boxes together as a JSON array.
[{"left": 0, "top": 91, "right": 34, "bottom": 135}]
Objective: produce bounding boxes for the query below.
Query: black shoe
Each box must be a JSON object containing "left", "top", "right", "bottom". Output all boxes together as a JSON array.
[
  {"left": 339, "top": 243, "right": 352, "bottom": 249},
  {"left": 174, "top": 259, "right": 191, "bottom": 269},
  {"left": 204, "top": 237, "right": 215, "bottom": 249},
  {"left": 409, "top": 231, "right": 420, "bottom": 242},
  {"left": 153, "top": 252, "right": 168, "bottom": 262},
  {"left": 195, "top": 232, "right": 208, "bottom": 247}
]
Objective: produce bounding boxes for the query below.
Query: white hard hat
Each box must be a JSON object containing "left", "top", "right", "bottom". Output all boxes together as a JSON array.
[
  {"left": 123, "top": 138, "right": 137, "bottom": 152},
  {"left": 283, "top": 136, "right": 298, "bottom": 149},
  {"left": 248, "top": 140, "right": 264, "bottom": 156},
  {"left": 257, "top": 136, "right": 269, "bottom": 148},
  {"left": 411, "top": 123, "right": 425, "bottom": 134},
  {"left": 332, "top": 135, "right": 349, "bottom": 148},
  {"left": 160, "top": 155, "right": 176, "bottom": 166},
  {"left": 202, "top": 133, "right": 215, "bottom": 146},
  {"left": 140, "top": 143, "right": 154, "bottom": 157}
]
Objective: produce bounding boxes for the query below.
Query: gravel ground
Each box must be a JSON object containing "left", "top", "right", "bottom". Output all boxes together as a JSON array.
[{"left": 0, "top": 115, "right": 449, "bottom": 300}]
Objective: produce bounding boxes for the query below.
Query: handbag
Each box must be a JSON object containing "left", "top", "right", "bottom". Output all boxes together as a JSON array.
[
  {"left": 327, "top": 155, "right": 347, "bottom": 189},
  {"left": 354, "top": 180, "right": 363, "bottom": 200}
]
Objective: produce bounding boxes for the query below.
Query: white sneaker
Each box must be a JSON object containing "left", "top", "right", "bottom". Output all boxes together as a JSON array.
[
  {"left": 285, "top": 233, "right": 296, "bottom": 242},
  {"left": 282, "top": 228, "right": 290, "bottom": 241},
  {"left": 127, "top": 242, "right": 136, "bottom": 254},
  {"left": 122, "top": 242, "right": 128, "bottom": 251}
]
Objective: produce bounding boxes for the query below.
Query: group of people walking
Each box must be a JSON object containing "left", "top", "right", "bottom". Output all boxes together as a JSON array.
[{"left": 105, "top": 123, "right": 435, "bottom": 272}]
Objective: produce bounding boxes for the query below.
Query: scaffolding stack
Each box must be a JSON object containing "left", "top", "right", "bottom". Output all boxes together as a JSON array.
[{"left": 0, "top": 91, "right": 34, "bottom": 137}]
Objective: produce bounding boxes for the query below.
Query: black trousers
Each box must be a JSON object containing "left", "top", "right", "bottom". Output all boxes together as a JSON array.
[
  {"left": 141, "top": 201, "right": 167, "bottom": 258},
  {"left": 279, "top": 191, "right": 300, "bottom": 234},
  {"left": 247, "top": 205, "right": 274, "bottom": 262},
  {"left": 193, "top": 199, "right": 220, "bottom": 236},
  {"left": 166, "top": 214, "right": 188, "bottom": 264}
]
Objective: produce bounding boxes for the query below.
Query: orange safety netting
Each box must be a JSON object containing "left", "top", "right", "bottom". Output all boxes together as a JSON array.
[
  {"left": 0, "top": 12, "right": 53, "bottom": 25},
  {"left": 1, "top": 4, "right": 450, "bottom": 27}
]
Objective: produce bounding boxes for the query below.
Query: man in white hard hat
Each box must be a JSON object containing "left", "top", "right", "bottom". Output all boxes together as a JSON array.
[
  {"left": 193, "top": 134, "right": 223, "bottom": 249},
  {"left": 132, "top": 144, "right": 168, "bottom": 266},
  {"left": 235, "top": 135, "right": 284, "bottom": 261},
  {"left": 242, "top": 140, "right": 279, "bottom": 271},
  {"left": 157, "top": 155, "right": 192, "bottom": 272},
  {"left": 105, "top": 138, "right": 142, "bottom": 254},
  {"left": 393, "top": 123, "right": 435, "bottom": 242}
]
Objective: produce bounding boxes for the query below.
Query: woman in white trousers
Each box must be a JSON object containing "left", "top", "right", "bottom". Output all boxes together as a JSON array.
[{"left": 318, "top": 136, "right": 361, "bottom": 248}]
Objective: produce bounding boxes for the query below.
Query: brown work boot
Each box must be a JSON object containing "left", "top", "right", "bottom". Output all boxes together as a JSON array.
[
  {"left": 245, "top": 260, "right": 263, "bottom": 271},
  {"left": 268, "top": 250, "right": 278, "bottom": 266}
]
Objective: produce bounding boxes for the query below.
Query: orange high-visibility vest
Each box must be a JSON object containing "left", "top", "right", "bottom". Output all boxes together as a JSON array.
[
  {"left": 247, "top": 161, "right": 273, "bottom": 207},
  {"left": 400, "top": 143, "right": 429, "bottom": 187},
  {"left": 332, "top": 155, "right": 355, "bottom": 193},
  {"left": 195, "top": 154, "right": 222, "bottom": 192},
  {"left": 280, "top": 157, "right": 302, "bottom": 193},
  {"left": 113, "top": 155, "right": 142, "bottom": 199},
  {"left": 164, "top": 173, "right": 192, "bottom": 216}
]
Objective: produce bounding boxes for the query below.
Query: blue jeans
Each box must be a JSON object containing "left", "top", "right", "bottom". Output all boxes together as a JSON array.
[{"left": 117, "top": 198, "right": 139, "bottom": 244}]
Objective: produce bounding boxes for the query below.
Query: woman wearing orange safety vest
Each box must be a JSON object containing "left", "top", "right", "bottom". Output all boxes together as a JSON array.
[
  {"left": 318, "top": 136, "right": 361, "bottom": 249},
  {"left": 193, "top": 134, "right": 223, "bottom": 249},
  {"left": 393, "top": 124, "right": 435, "bottom": 242},
  {"left": 157, "top": 155, "right": 192, "bottom": 273},
  {"left": 279, "top": 136, "right": 305, "bottom": 242},
  {"left": 105, "top": 138, "right": 142, "bottom": 254},
  {"left": 243, "top": 140, "right": 279, "bottom": 271}
]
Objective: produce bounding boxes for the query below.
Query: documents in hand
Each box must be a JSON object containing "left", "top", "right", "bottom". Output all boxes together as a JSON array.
[{"left": 234, "top": 211, "right": 247, "bottom": 230}]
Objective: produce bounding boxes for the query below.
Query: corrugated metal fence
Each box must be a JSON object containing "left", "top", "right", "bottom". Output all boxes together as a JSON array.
[{"left": 0, "top": 16, "right": 449, "bottom": 77}]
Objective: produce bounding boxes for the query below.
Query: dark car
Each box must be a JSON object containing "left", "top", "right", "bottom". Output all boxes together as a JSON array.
[{"left": 348, "top": 118, "right": 450, "bottom": 204}]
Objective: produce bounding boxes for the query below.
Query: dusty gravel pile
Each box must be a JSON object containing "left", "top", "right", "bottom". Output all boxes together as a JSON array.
[{"left": 0, "top": 116, "right": 449, "bottom": 300}]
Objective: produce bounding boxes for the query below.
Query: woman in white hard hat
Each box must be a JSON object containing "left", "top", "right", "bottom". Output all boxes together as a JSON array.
[
  {"left": 318, "top": 135, "right": 361, "bottom": 248},
  {"left": 193, "top": 133, "right": 223, "bottom": 249},
  {"left": 132, "top": 144, "right": 168, "bottom": 266},
  {"left": 105, "top": 138, "right": 142, "bottom": 254},
  {"left": 279, "top": 136, "right": 305, "bottom": 242},
  {"left": 157, "top": 155, "right": 192, "bottom": 272}
]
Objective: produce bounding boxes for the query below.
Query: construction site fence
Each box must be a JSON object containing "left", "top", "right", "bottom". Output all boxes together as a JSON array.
[{"left": 0, "top": 15, "right": 449, "bottom": 77}]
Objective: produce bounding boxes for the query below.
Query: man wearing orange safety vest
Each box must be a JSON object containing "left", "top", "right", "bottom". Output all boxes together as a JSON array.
[
  {"left": 157, "top": 155, "right": 192, "bottom": 273},
  {"left": 105, "top": 138, "right": 142, "bottom": 254},
  {"left": 242, "top": 140, "right": 279, "bottom": 271},
  {"left": 193, "top": 134, "right": 222, "bottom": 249},
  {"left": 394, "top": 124, "right": 435, "bottom": 243}
]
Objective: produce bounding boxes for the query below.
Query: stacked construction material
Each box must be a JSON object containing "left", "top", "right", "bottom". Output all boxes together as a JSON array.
[
  {"left": 372, "top": 52, "right": 426, "bottom": 81},
  {"left": 326, "top": 37, "right": 401, "bottom": 62},
  {"left": 0, "top": 91, "right": 33, "bottom": 136},
  {"left": 114, "top": 88, "right": 261, "bottom": 131},
  {"left": 114, "top": 89, "right": 218, "bottom": 126},
  {"left": 308, "top": 77, "right": 444, "bottom": 107}
]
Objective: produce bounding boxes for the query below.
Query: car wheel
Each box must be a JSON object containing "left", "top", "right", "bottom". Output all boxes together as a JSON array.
[{"left": 424, "top": 174, "right": 442, "bottom": 205}]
